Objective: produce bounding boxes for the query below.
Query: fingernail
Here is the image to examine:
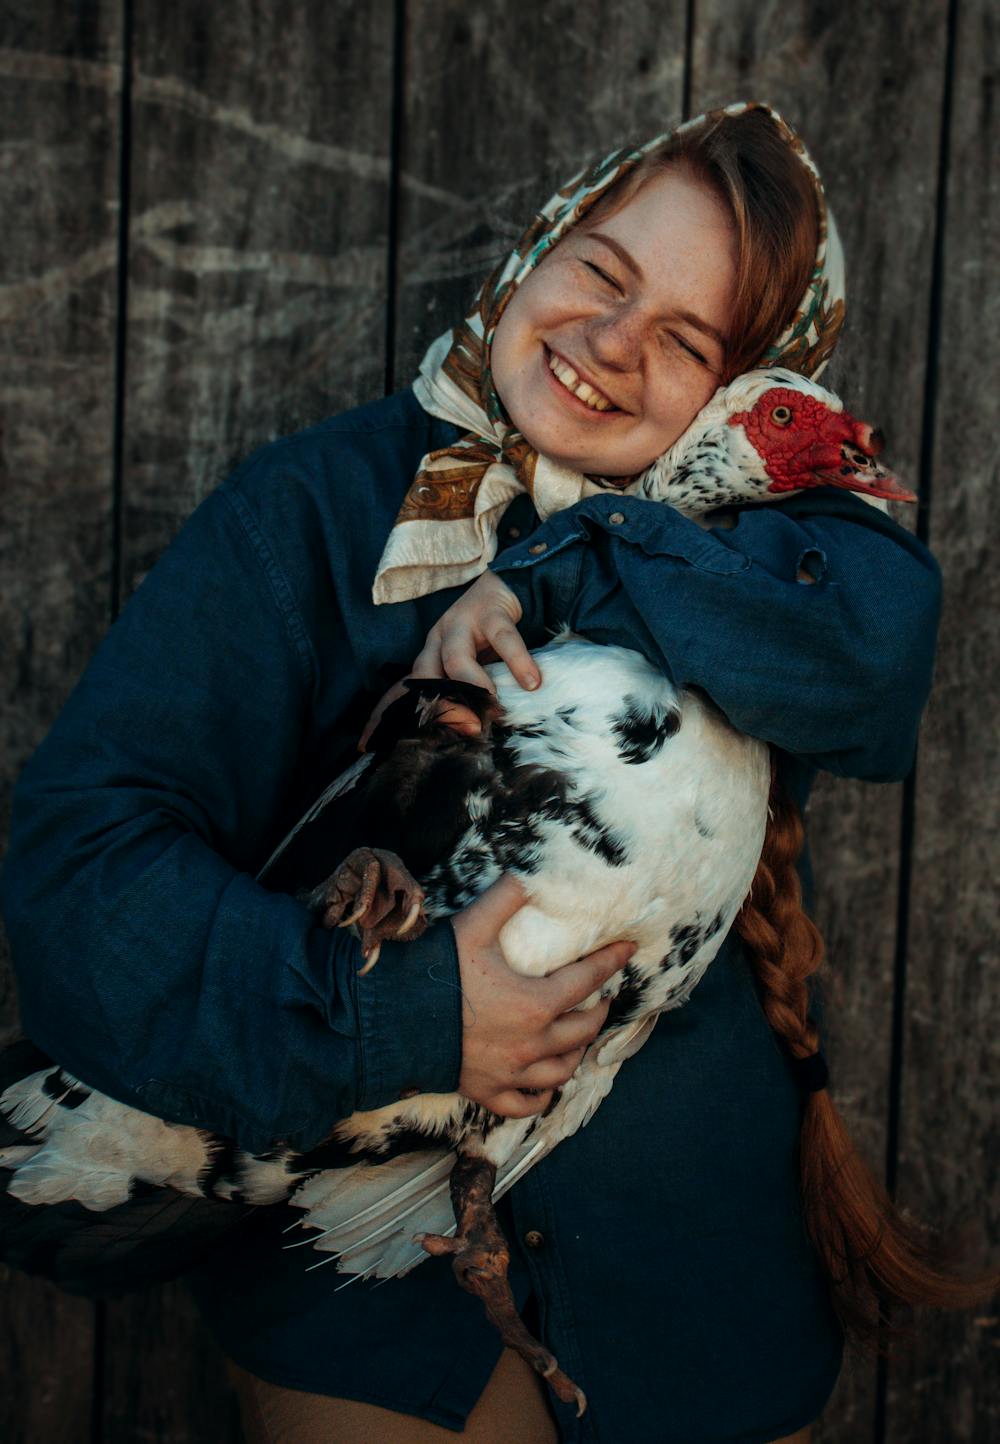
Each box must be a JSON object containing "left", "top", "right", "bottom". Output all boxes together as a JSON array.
[{"left": 525, "top": 673, "right": 539, "bottom": 690}]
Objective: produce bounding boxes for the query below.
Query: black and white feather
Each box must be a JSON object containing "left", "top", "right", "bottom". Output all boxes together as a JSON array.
[
  {"left": 0, "top": 635, "right": 768, "bottom": 1288},
  {"left": 0, "top": 367, "right": 898, "bottom": 1294}
]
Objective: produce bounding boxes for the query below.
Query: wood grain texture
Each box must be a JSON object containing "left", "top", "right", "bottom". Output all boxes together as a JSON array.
[
  {"left": 0, "top": 4, "right": 122, "bottom": 966},
  {"left": 687, "top": 3, "right": 950, "bottom": 1438},
  {"left": 1, "top": 3, "right": 996, "bottom": 1440},
  {"left": 0, "top": 1267, "right": 96, "bottom": 1444},
  {"left": 0, "top": 2, "right": 122, "bottom": 1438},
  {"left": 101, "top": 1282, "right": 242, "bottom": 1444},
  {"left": 885, "top": 0, "right": 1000, "bottom": 1438},
  {"left": 119, "top": 0, "right": 397, "bottom": 598},
  {"left": 97, "top": 3, "right": 398, "bottom": 1438},
  {"left": 393, "top": 0, "right": 688, "bottom": 386}
]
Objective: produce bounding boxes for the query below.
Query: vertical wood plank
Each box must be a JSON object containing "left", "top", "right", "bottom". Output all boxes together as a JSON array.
[
  {"left": 0, "top": 9, "right": 123, "bottom": 906},
  {"left": 0, "top": 2, "right": 122, "bottom": 1437},
  {"left": 98, "top": 4, "right": 398, "bottom": 1440},
  {"left": 394, "top": 0, "right": 689, "bottom": 385},
  {"left": 101, "top": 1283, "right": 242, "bottom": 1444},
  {"left": 3, "top": 6, "right": 993, "bottom": 1442},
  {"left": 886, "top": 1, "right": 1000, "bottom": 1439},
  {"left": 119, "top": 0, "right": 397, "bottom": 600},
  {"left": 0, "top": 1271, "right": 96, "bottom": 1444},
  {"left": 686, "top": 3, "right": 949, "bottom": 1438}
]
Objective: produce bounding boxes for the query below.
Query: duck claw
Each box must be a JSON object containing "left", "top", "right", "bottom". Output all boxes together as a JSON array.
[
  {"left": 395, "top": 898, "right": 424, "bottom": 937},
  {"left": 306, "top": 849, "right": 428, "bottom": 972},
  {"left": 356, "top": 941, "right": 382, "bottom": 976},
  {"left": 420, "top": 1153, "right": 587, "bottom": 1417}
]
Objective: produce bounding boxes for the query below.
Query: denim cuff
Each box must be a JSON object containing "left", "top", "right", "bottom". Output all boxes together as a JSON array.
[{"left": 355, "top": 918, "right": 464, "bottom": 1111}]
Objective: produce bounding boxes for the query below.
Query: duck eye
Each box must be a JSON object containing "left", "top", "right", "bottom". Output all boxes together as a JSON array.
[{"left": 771, "top": 405, "right": 792, "bottom": 426}]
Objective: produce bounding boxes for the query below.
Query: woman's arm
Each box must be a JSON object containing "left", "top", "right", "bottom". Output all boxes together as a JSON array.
[
  {"left": 480, "top": 489, "right": 941, "bottom": 783},
  {"left": 0, "top": 484, "right": 465, "bottom": 1156}
]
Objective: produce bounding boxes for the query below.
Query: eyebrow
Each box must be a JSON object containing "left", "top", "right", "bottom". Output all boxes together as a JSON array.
[{"left": 584, "top": 230, "right": 728, "bottom": 349}]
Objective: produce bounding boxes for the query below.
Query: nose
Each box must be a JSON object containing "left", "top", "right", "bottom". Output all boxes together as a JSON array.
[{"left": 585, "top": 308, "right": 644, "bottom": 372}]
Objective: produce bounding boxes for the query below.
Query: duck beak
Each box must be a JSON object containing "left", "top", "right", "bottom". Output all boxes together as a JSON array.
[{"left": 816, "top": 444, "right": 917, "bottom": 503}]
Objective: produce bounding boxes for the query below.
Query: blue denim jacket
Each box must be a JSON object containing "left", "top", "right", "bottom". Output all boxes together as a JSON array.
[{"left": 0, "top": 387, "right": 941, "bottom": 1441}]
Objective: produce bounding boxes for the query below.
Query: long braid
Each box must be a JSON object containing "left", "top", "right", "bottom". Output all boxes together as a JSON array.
[{"left": 735, "top": 756, "right": 999, "bottom": 1347}]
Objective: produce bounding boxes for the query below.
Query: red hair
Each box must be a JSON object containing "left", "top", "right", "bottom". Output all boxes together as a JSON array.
[
  {"left": 578, "top": 108, "right": 997, "bottom": 1343},
  {"left": 577, "top": 108, "right": 820, "bottom": 380},
  {"left": 737, "top": 764, "right": 999, "bottom": 1346}
]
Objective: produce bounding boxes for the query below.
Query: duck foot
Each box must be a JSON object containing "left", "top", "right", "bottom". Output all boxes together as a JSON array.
[
  {"left": 417, "top": 1153, "right": 587, "bottom": 1417},
  {"left": 305, "top": 847, "right": 427, "bottom": 973}
]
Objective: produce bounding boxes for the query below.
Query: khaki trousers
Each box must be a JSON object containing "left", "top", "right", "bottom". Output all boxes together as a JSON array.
[{"left": 227, "top": 1353, "right": 813, "bottom": 1444}]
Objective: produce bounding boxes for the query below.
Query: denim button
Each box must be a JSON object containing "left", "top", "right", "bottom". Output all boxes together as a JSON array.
[
  {"left": 523, "top": 1229, "right": 545, "bottom": 1249},
  {"left": 528, "top": 542, "right": 547, "bottom": 554},
  {"left": 507, "top": 526, "right": 522, "bottom": 540},
  {"left": 609, "top": 512, "right": 625, "bottom": 525}
]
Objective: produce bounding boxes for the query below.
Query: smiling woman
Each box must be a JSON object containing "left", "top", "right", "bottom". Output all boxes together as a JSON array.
[
  {"left": 486, "top": 112, "right": 823, "bottom": 490},
  {"left": 371, "top": 101, "right": 839, "bottom": 609},
  {"left": 490, "top": 165, "right": 739, "bottom": 475},
  {"left": 578, "top": 106, "right": 821, "bottom": 383},
  {"left": 0, "top": 96, "right": 951, "bottom": 1444}
]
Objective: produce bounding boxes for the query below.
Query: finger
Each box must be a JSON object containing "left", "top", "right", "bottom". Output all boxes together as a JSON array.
[
  {"left": 439, "top": 634, "right": 498, "bottom": 693},
  {"left": 485, "top": 621, "right": 541, "bottom": 691},
  {"left": 482, "top": 1088, "right": 555, "bottom": 1119},
  {"left": 545, "top": 941, "right": 636, "bottom": 1012},
  {"left": 409, "top": 635, "right": 445, "bottom": 680},
  {"left": 542, "top": 1002, "right": 611, "bottom": 1054},
  {"left": 517, "top": 1047, "right": 587, "bottom": 1089}
]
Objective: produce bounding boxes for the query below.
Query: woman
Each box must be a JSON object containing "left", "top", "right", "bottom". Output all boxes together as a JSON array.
[{"left": 1, "top": 104, "right": 942, "bottom": 1442}]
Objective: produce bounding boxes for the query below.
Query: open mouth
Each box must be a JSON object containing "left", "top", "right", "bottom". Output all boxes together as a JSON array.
[{"left": 544, "top": 345, "right": 625, "bottom": 418}]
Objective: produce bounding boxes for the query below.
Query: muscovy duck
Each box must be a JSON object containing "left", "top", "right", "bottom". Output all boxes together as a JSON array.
[{"left": 0, "top": 368, "right": 913, "bottom": 1411}]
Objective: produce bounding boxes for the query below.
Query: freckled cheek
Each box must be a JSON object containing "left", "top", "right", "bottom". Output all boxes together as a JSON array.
[
  {"left": 494, "top": 296, "right": 552, "bottom": 390},
  {"left": 642, "top": 381, "right": 710, "bottom": 450}
]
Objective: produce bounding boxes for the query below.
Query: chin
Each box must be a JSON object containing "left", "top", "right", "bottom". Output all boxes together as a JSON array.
[{"left": 533, "top": 448, "right": 634, "bottom": 477}]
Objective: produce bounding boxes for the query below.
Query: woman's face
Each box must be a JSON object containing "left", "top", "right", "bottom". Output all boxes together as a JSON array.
[{"left": 490, "top": 164, "right": 738, "bottom": 476}]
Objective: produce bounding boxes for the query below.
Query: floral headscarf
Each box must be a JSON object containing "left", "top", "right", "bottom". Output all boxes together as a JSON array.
[{"left": 373, "top": 101, "right": 845, "bottom": 605}]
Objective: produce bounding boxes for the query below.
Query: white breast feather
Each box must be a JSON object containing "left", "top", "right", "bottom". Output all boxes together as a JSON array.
[
  {"left": 0, "top": 632, "right": 773, "bottom": 1276},
  {"left": 0, "top": 643, "right": 771, "bottom": 1280},
  {"left": 289, "top": 633, "right": 770, "bottom": 1278},
  {"left": 1, "top": 367, "right": 892, "bottom": 1284}
]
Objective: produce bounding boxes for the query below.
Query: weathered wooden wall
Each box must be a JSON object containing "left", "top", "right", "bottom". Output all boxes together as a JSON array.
[{"left": 1, "top": 1, "right": 995, "bottom": 1440}]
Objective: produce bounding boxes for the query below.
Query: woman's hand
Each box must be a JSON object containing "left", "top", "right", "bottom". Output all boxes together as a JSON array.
[
  {"left": 451, "top": 875, "right": 636, "bottom": 1118},
  {"left": 411, "top": 571, "right": 541, "bottom": 694},
  {"left": 358, "top": 571, "right": 541, "bottom": 750}
]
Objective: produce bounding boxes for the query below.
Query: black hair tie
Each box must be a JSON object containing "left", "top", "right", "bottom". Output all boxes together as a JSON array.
[{"left": 788, "top": 1050, "right": 830, "bottom": 1093}]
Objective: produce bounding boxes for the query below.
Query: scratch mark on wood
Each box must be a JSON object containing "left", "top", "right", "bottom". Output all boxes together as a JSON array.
[
  {"left": 0, "top": 47, "right": 120, "bottom": 91},
  {"left": 134, "top": 238, "right": 384, "bottom": 289},
  {"left": 0, "top": 49, "right": 469, "bottom": 209},
  {"left": 0, "top": 203, "right": 196, "bottom": 320}
]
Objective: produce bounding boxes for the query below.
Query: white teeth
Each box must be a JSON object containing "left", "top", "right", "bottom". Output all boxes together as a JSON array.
[
  {"left": 548, "top": 351, "right": 579, "bottom": 386},
  {"left": 548, "top": 351, "right": 615, "bottom": 411}
]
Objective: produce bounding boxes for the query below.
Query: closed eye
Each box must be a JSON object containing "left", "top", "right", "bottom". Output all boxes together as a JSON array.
[
  {"left": 583, "top": 261, "right": 622, "bottom": 292},
  {"left": 671, "top": 333, "right": 708, "bottom": 366},
  {"left": 583, "top": 259, "right": 712, "bottom": 368}
]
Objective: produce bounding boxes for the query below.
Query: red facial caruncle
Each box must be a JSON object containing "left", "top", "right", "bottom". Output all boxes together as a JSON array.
[{"left": 730, "top": 386, "right": 917, "bottom": 502}]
